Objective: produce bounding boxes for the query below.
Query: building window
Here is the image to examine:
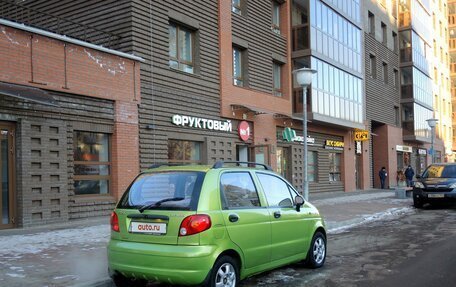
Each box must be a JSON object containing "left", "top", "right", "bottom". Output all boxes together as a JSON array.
[
  {"left": 308, "top": 151, "right": 317, "bottom": 182},
  {"left": 273, "top": 62, "right": 282, "bottom": 96},
  {"left": 369, "top": 54, "right": 376, "bottom": 79},
  {"left": 392, "top": 31, "right": 398, "bottom": 52},
  {"left": 393, "top": 68, "right": 399, "bottom": 88},
  {"left": 272, "top": 1, "right": 281, "bottom": 34},
  {"left": 169, "top": 22, "right": 194, "bottom": 73},
  {"left": 233, "top": 46, "right": 246, "bottom": 86},
  {"left": 232, "top": 0, "right": 242, "bottom": 14},
  {"left": 381, "top": 22, "right": 387, "bottom": 44},
  {"left": 382, "top": 62, "right": 388, "bottom": 84},
  {"left": 168, "top": 140, "right": 202, "bottom": 164},
  {"left": 395, "top": 106, "right": 400, "bottom": 126},
  {"left": 329, "top": 152, "right": 341, "bottom": 182},
  {"left": 73, "top": 131, "right": 111, "bottom": 195},
  {"left": 368, "top": 11, "right": 375, "bottom": 35}
]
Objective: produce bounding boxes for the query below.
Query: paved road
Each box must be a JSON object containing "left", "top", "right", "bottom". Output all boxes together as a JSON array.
[
  {"left": 98, "top": 205, "right": 456, "bottom": 287},
  {"left": 241, "top": 205, "right": 456, "bottom": 287}
]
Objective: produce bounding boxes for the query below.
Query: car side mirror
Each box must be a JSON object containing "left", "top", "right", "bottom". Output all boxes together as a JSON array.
[{"left": 295, "top": 195, "right": 305, "bottom": 212}]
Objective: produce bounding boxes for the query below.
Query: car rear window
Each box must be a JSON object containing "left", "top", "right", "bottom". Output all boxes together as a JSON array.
[
  {"left": 118, "top": 171, "right": 205, "bottom": 210},
  {"left": 422, "top": 165, "right": 456, "bottom": 178}
]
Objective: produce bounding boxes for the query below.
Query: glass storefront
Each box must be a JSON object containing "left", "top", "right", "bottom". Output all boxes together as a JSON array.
[{"left": 73, "top": 131, "right": 111, "bottom": 195}]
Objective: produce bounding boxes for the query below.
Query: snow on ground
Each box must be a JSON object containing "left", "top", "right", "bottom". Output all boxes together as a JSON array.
[
  {"left": 312, "top": 192, "right": 395, "bottom": 205},
  {"left": 0, "top": 224, "right": 110, "bottom": 256},
  {"left": 328, "top": 206, "right": 415, "bottom": 234}
]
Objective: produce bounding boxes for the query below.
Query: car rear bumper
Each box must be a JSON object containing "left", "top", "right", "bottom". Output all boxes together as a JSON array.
[
  {"left": 413, "top": 189, "right": 456, "bottom": 202},
  {"left": 108, "top": 239, "right": 217, "bottom": 285}
]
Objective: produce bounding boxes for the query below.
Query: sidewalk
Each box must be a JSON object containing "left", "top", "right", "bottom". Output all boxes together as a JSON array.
[{"left": 0, "top": 189, "right": 414, "bottom": 287}]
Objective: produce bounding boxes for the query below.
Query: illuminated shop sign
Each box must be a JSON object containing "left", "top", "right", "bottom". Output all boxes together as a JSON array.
[
  {"left": 172, "top": 115, "right": 232, "bottom": 132},
  {"left": 282, "top": 127, "right": 315, "bottom": 143},
  {"left": 325, "top": 140, "right": 344, "bottom": 151},
  {"left": 354, "top": 130, "right": 369, "bottom": 141},
  {"left": 238, "top": 121, "right": 250, "bottom": 142},
  {"left": 396, "top": 145, "right": 412, "bottom": 153}
]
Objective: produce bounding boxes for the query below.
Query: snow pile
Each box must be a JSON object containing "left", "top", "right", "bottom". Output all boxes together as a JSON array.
[
  {"left": 328, "top": 207, "right": 415, "bottom": 234},
  {"left": 0, "top": 224, "right": 110, "bottom": 256}
]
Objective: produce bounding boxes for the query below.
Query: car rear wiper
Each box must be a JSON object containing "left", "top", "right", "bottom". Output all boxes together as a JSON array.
[{"left": 138, "top": 197, "right": 184, "bottom": 213}]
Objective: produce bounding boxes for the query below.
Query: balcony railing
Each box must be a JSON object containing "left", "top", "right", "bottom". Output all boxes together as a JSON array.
[
  {"left": 292, "top": 24, "right": 309, "bottom": 52},
  {"left": 0, "top": 0, "right": 121, "bottom": 49}
]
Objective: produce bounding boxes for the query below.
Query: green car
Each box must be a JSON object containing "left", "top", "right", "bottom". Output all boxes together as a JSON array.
[{"left": 108, "top": 161, "right": 326, "bottom": 287}]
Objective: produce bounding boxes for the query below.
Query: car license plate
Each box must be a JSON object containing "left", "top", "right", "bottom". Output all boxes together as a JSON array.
[
  {"left": 428, "top": 194, "right": 444, "bottom": 198},
  {"left": 129, "top": 222, "right": 167, "bottom": 234}
]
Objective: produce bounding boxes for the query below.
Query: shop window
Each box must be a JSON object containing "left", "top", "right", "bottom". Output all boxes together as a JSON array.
[
  {"left": 73, "top": 131, "right": 111, "bottom": 195},
  {"left": 169, "top": 22, "right": 194, "bottom": 73},
  {"left": 273, "top": 61, "right": 282, "bottom": 96},
  {"left": 272, "top": 1, "right": 281, "bottom": 34},
  {"left": 329, "top": 152, "right": 341, "bottom": 182},
  {"left": 168, "top": 139, "right": 202, "bottom": 164},
  {"left": 308, "top": 151, "right": 317, "bottom": 182}
]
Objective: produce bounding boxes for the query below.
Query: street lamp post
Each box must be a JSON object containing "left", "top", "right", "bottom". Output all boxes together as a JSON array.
[
  {"left": 293, "top": 68, "right": 317, "bottom": 201},
  {"left": 426, "top": 118, "right": 438, "bottom": 164}
]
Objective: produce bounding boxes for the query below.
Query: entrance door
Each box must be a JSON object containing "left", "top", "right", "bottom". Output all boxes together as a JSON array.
[
  {"left": 0, "top": 122, "right": 15, "bottom": 229},
  {"left": 276, "top": 146, "right": 291, "bottom": 182},
  {"left": 355, "top": 154, "right": 361, "bottom": 190},
  {"left": 249, "top": 145, "right": 270, "bottom": 165}
]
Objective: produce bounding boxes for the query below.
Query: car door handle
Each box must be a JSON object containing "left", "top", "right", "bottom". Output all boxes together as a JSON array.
[
  {"left": 228, "top": 214, "right": 239, "bottom": 223},
  {"left": 274, "top": 211, "right": 281, "bottom": 219}
]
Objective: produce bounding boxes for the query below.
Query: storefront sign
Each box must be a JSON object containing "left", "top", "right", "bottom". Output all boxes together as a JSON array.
[
  {"left": 354, "top": 130, "right": 369, "bottom": 141},
  {"left": 282, "top": 127, "right": 315, "bottom": 143},
  {"left": 171, "top": 115, "right": 232, "bottom": 132},
  {"left": 396, "top": 145, "right": 412, "bottom": 153},
  {"left": 325, "top": 140, "right": 344, "bottom": 151},
  {"left": 238, "top": 121, "right": 250, "bottom": 142},
  {"left": 355, "top": 141, "right": 362, "bottom": 154},
  {"left": 418, "top": 148, "right": 427, "bottom": 155}
]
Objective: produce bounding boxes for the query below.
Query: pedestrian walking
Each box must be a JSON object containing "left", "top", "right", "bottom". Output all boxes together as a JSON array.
[
  {"left": 379, "top": 167, "right": 388, "bottom": 189},
  {"left": 405, "top": 165, "right": 415, "bottom": 187}
]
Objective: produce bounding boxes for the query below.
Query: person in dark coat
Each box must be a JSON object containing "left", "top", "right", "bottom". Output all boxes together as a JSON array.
[
  {"left": 405, "top": 165, "right": 415, "bottom": 187},
  {"left": 379, "top": 167, "right": 387, "bottom": 189}
]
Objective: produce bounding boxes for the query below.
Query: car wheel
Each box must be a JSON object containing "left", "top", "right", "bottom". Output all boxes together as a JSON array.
[
  {"left": 112, "top": 273, "right": 146, "bottom": 287},
  {"left": 413, "top": 196, "right": 424, "bottom": 208},
  {"left": 208, "top": 256, "right": 239, "bottom": 287},
  {"left": 306, "top": 231, "right": 326, "bottom": 269}
]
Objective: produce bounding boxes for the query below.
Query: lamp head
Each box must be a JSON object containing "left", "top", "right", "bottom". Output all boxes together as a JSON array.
[
  {"left": 293, "top": 68, "right": 317, "bottom": 87},
  {"left": 426, "top": 118, "right": 438, "bottom": 128}
]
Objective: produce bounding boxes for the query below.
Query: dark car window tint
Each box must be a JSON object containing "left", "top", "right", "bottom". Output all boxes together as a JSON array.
[
  {"left": 257, "top": 173, "right": 293, "bottom": 207},
  {"left": 423, "top": 165, "right": 456, "bottom": 178},
  {"left": 118, "top": 171, "right": 204, "bottom": 210},
  {"left": 220, "top": 172, "right": 260, "bottom": 209}
]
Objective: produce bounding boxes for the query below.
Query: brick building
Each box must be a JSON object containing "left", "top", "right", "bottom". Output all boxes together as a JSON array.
[{"left": 0, "top": 19, "right": 142, "bottom": 229}]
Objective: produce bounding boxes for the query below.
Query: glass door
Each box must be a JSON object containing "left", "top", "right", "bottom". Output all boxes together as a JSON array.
[{"left": 0, "top": 122, "right": 15, "bottom": 229}]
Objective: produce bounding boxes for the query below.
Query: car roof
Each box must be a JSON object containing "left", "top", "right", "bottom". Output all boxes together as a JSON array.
[{"left": 142, "top": 161, "right": 274, "bottom": 174}]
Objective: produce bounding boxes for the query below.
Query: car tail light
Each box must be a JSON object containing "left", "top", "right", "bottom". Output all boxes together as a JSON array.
[
  {"left": 179, "top": 214, "right": 211, "bottom": 236},
  {"left": 111, "top": 211, "right": 120, "bottom": 232}
]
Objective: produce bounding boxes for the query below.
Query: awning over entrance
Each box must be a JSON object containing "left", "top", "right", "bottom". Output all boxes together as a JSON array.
[{"left": 0, "top": 82, "right": 59, "bottom": 107}]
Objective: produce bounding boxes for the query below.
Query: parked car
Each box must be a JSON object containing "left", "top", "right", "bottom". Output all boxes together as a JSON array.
[
  {"left": 108, "top": 161, "right": 326, "bottom": 287},
  {"left": 412, "top": 163, "right": 456, "bottom": 208}
]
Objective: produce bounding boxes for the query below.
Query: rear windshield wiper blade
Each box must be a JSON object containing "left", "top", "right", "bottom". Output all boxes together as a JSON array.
[{"left": 138, "top": 197, "right": 184, "bottom": 213}]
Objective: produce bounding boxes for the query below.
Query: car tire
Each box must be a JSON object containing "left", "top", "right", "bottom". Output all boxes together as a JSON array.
[
  {"left": 207, "top": 255, "right": 239, "bottom": 287},
  {"left": 112, "top": 273, "right": 146, "bottom": 287},
  {"left": 305, "top": 231, "right": 326, "bottom": 269},
  {"left": 413, "top": 196, "right": 424, "bottom": 208}
]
